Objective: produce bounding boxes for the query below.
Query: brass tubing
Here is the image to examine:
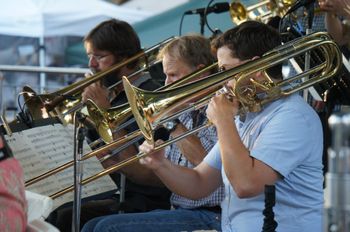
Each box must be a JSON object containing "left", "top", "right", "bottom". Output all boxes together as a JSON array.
[
  {"left": 123, "top": 32, "right": 341, "bottom": 141},
  {"left": 45, "top": 37, "right": 175, "bottom": 112},
  {"left": 25, "top": 62, "right": 218, "bottom": 186},
  {"left": 50, "top": 123, "right": 209, "bottom": 199},
  {"left": 25, "top": 130, "right": 142, "bottom": 187}
]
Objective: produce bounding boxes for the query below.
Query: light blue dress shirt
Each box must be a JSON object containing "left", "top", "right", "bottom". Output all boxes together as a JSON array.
[{"left": 204, "top": 94, "right": 324, "bottom": 232}]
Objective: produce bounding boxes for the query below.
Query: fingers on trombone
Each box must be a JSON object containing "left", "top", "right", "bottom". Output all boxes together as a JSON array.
[{"left": 139, "top": 140, "right": 154, "bottom": 153}]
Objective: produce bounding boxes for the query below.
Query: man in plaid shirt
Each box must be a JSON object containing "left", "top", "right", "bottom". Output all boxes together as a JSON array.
[{"left": 82, "top": 35, "right": 224, "bottom": 232}]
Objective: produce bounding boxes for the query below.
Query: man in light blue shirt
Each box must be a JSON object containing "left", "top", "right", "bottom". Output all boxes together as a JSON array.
[
  {"left": 138, "top": 21, "right": 324, "bottom": 232},
  {"left": 205, "top": 92, "right": 323, "bottom": 231}
]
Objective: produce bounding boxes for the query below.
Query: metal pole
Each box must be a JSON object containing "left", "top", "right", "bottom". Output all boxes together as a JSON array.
[
  {"left": 72, "top": 112, "right": 86, "bottom": 232},
  {"left": 324, "top": 113, "right": 350, "bottom": 232},
  {"left": 0, "top": 65, "right": 89, "bottom": 75}
]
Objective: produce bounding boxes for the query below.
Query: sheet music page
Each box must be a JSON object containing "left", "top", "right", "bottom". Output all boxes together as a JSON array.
[{"left": 4, "top": 124, "right": 117, "bottom": 210}]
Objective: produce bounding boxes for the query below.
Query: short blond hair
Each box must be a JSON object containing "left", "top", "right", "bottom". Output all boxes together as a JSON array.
[{"left": 157, "top": 34, "right": 215, "bottom": 69}]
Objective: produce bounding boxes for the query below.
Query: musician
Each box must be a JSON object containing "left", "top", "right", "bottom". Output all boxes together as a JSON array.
[
  {"left": 81, "top": 35, "right": 224, "bottom": 232},
  {"left": 116, "top": 21, "right": 322, "bottom": 232},
  {"left": 319, "top": 0, "right": 350, "bottom": 45},
  {"left": 47, "top": 19, "right": 170, "bottom": 232},
  {"left": 81, "top": 19, "right": 165, "bottom": 186},
  {"left": 0, "top": 133, "right": 27, "bottom": 232}
]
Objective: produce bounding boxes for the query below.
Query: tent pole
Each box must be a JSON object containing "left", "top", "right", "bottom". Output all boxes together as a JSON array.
[{"left": 39, "top": 36, "right": 46, "bottom": 94}]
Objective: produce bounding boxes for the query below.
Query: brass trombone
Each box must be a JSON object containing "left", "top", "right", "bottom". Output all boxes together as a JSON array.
[
  {"left": 48, "top": 32, "right": 341, "bottom": 199},
  {"left": 229, "top": 0, "right": 293, "bottom": 25},
  {"left": 86, "top": 62, "right": 218, "bottom": 143},
  {"left": 124, "top": 32, "right": 341, "bottom": 142},
  {"left": 25, "top": 62, "right": 218, "bottom": 187},
  {"left": 21, "top": 37, "right": 175, "bottom": 122}
]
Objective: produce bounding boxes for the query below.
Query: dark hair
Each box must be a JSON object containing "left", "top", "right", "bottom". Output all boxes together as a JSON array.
[
  {"left": 84, "top": 19, "right": 141, "bottom": 69},
  {"left": 212, "top": 21, "right": 282, "bottom": 79},
  {"left": 157, "top": 34, "right": 215, "bottom": 69},
  {"left": 213, "top": 21, "right": 281, "bottom": 60}
]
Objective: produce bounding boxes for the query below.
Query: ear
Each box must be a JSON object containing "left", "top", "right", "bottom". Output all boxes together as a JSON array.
[
  {"left": 196, "top": 64, "right": 205, "bottom": 71},
  {"left": 250, "top": 56, "right": 264, "bottom": 80}
]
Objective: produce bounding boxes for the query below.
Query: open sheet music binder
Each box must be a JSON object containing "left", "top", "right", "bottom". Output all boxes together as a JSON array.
[{"left": 1, "top": 117, "right": 116, "bottom": 211}]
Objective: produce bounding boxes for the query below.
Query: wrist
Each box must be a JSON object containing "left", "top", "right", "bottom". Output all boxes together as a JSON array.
[{"left": 154, "top": 158, "right": 171, "bottom": 173}]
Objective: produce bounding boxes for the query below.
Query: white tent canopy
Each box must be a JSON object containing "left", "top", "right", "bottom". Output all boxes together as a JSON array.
[
  {"left": 0, "top": 0, "right": 151, "bottom": 37},
  {"left": 0, "top": 0, "right": 152, "bottom": 94}
]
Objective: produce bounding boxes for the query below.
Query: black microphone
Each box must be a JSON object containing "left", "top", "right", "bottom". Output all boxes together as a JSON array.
[
  {"left": 286, "top": 0, "right": 316, "bottom": 14},
  {"left": 185, "top": 2, "right": 230, "bottom": 15}
]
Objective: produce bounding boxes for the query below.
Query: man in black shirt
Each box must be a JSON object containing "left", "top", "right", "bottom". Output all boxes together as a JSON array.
[{"left": 48, "top": 19, "right": 170, "bottom": 232}]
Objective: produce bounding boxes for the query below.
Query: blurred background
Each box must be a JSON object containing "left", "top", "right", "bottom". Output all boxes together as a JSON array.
[{"left": 0, "top": 0, "right": 246, "bottom": 120}]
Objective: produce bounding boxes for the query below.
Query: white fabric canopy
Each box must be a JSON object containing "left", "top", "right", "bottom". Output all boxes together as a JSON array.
[
  {"left": 0, "top": 0, "right": 151, "bottom": 37},
  {"left": 0, "top": 0, "right": 152, "bottom": 94}
]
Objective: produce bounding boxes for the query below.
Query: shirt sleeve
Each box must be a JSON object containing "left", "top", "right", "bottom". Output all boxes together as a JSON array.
[
  {"left": 203, "top": 142, "right": 222, "bottom": 170},
  {"left": 250, "top": 108, "right": 320, "bottom": 178}
]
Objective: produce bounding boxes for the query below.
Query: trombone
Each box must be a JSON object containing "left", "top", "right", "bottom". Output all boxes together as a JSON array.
[
  {"left": 229, "top": 0, "right": 293, "bottom": 25},
  {"left": 20, "top": 37, "right": 175, "bottom": 122},
  {"left": 86, "top": 62, "right": 218, "bottom": 143},
  {"left": 124, "top": 32, "right": 341, "bottom": 142},
  {"left": 25, "top": 62, "right": 218, "bottom": 186},
  {"left": 48, "top": 32, "right": 341, "bottom": 199}
]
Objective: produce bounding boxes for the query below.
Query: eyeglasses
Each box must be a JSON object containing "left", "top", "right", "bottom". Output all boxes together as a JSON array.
[{"left": 87, "top": 53, "right": 112, "bottom": 62}]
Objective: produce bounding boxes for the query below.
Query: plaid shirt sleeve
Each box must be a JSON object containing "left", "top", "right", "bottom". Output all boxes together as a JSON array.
[{"left": 166, "top": 111, "right": 225, "bottom": 208}]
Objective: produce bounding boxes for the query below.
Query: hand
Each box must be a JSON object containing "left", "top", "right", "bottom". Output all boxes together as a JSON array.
[
  {"left": 84, "top": 71, "right": 94, "bottom": 78},
  {"left": 206, "top": 94, "right": 239, "bottom": 127},
  {"left": 138, "top": 140, "right": 166, "bottom": 170},
  {"left": 319, "top": 0, "right": 350, "bottom": 18},
  {"left": 82, "top": 82, "right": 111, "bottom": 109}
]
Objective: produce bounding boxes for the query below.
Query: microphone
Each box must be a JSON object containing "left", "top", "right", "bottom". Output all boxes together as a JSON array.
[
  {"left": 185, "top": 2, "right": 230, "bottom": 15},
  {"left": 286, "top": 0, "right": 316, "bottom": 14}
]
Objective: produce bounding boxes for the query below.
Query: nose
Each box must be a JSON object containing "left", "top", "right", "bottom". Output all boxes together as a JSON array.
[
  {"left": 88, "top": 57, "right": 98, "bottom": 69},
  {"left": 165, "top": 76, "right": 175, "bottom": 85}
]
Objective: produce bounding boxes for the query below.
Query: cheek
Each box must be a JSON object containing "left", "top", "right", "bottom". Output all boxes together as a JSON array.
[{"left": 100, "top": 61, "right": 114, "bottom": 71}]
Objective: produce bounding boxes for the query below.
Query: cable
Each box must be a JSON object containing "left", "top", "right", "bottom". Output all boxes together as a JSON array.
[
  {"left": 179, "top": 13, "right": 186, "bottom": 36},
  {"left": 17, "top": 92, "right": 34, "bottom": 126},
  {"left": 204, "top": 0, "right": 216, "bottom": 34}
]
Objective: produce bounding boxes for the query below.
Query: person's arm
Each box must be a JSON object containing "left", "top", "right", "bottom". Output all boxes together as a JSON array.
[
  {"left": 81, "top": 82, "right": 111, "bottom": 109},
  {"left": 206, "top": 95, "right": 279, "bottom": 198},
  {"left": 97, "top": 129, "right": 164, "bottom": 187},
  {"left": 0, "top": 137, "right": 27, "bottom": 232},
  {"left": 325, "top": 13, "right": 348, "bottom": 45},
  {"left": 169, "top": 123, "right": 208, "bottom": 165},
  {"left": 320, "top": 0, "right": 350, "bottom": 45},
  {"left": 139, "top": 140, "right": 222, "bottom": 199}
]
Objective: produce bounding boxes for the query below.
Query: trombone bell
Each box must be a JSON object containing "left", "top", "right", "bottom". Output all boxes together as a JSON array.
[
  {"left": 123, "top": 77, "right": 154, "bottom": 141},
  {"left": 86, "top": 100, "right": 132, "bottom": 143}
]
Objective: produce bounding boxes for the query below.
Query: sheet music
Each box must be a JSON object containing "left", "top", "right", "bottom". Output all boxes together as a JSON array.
[{"left": 4, "top": 124, "right": 117, "bottom": 210}]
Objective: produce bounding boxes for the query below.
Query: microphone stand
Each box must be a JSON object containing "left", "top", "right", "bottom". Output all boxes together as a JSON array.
[
  {"left": 72, "top": 111, "right": 87, "bottom": 232},
  {"left": 199, "top": 12, "right": 206, "bottom": 35}
]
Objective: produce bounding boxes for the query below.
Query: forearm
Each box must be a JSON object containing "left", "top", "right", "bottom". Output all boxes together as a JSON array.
[
  {"left": 216, "top": 120, "right": 259, "bottom": 197},
  {"left": 101, "top": 146, "right": 164, "bottom": 187},
  {"left": 153, "top": 159, "right": 215, "bottom": 199},
  {"left": 325, "top": 13, "right": 348, "bottom": 45}
]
